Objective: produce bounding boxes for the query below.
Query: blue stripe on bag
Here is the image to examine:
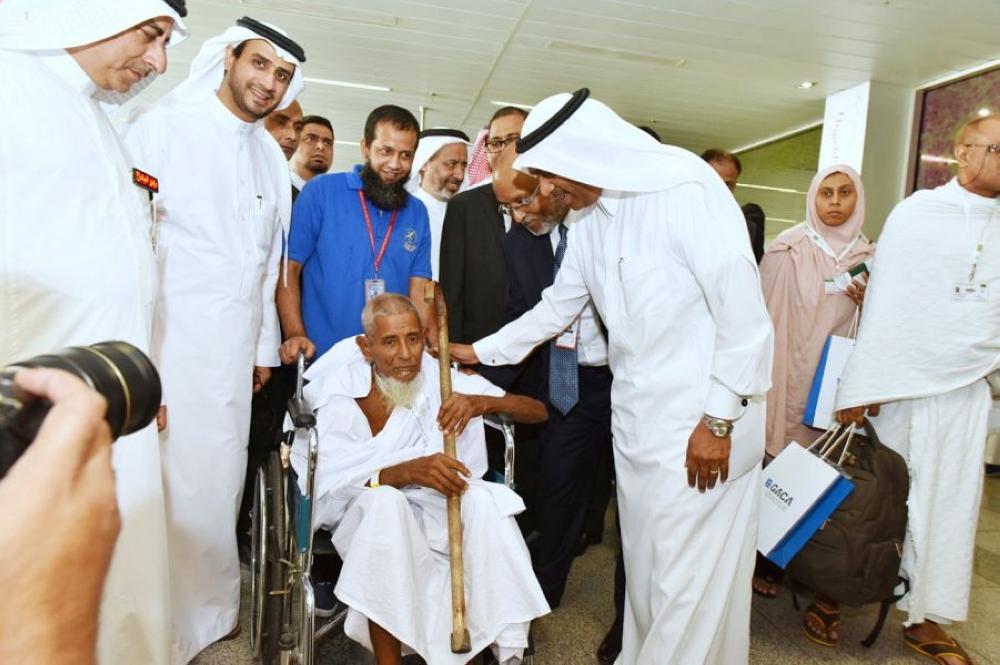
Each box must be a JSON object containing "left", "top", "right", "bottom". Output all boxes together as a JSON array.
[
  {"left": 803, "top": 336, "right": 834, "bottom": 427},
  {"left": 766, "top": 474, "right": 854, "bottom": 568}
]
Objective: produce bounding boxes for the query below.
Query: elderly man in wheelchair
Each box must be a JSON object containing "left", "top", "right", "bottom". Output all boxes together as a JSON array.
[{"left": 270, "top": 293, "right": 550, "bottom": 664}]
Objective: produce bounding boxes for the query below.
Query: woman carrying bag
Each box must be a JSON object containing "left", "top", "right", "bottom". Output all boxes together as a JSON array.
[{"left": 755, "top": 164, "right": 875, "bottom": 646}]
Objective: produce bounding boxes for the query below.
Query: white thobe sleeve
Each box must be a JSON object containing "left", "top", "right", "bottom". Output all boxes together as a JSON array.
[
  {"left": 256, "top": 214, "right": 282, "bottom": 367},
  {"left": 669, "top": 184, "right": 773, "bottom": 421},
  {"left": 473, "top": 239, "right": 591, "bottom": 365}
]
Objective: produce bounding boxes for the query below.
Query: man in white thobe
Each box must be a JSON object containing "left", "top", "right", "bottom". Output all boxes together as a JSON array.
[
  {"left": 123, "top": 19, "right": 305, "bottom": 661},
  {"left": 836, "top": 115, "right": 1000, "bottom": 663},
  {"left": 405, "top": 128, "right": 470, "bottom": 278},
  {"left": 0, "top": 2, "right": 188, "bottom": 663},
  {"left": 294, "top": 294, "right": 549, "bottom": 664},
  {"left": 452, "top": 90, "right": 774, "bottom": 664}
]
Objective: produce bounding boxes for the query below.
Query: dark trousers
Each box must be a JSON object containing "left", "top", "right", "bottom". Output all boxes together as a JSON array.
[
  {"left": 532, "top": 365, "right": 613, "bottom": 607},
  {"left": 236, "top": 363, "right": 297, "bottom": 550}
]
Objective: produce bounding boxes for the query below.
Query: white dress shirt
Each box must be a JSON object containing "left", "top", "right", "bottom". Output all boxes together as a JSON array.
[{"left": 552, "top": 213, "right": 608, "bottom": 366}]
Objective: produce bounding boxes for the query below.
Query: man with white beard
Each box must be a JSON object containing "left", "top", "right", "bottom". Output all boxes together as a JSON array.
[
  {"left": 0, "top": 2, "right": 188, "bottom": 663},
  {"left": 293, "top": 293, "right": 549, "bottom": 664},
  {"left": 836, "top": 115, "right": 1000, "bottom": 665},
  {"left": 405, "top": 128, "right": 469, "bottom": 278},
  {"left": 451, "top": 89, "right": 774, "bottom": 664},
  {"left": 123, "top": 17, "right": 306, "bottom": 661}
]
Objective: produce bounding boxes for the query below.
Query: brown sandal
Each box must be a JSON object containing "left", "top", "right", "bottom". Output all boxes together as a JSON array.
[
  {"left": 903, "top": 628, "right": 974, "bottom": 664},
  {"left": 802, "top": 602, "right": 840, "bottom": 647}
]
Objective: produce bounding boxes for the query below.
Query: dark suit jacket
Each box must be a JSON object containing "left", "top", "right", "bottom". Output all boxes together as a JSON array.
[
  {"left": 742, "top": 202, "right": 766, "bottom": 264},
  {"left": 439, "top": 184, "right": 508, "bottom": 345},
  {"left": 502, "top": 222, "right": 556, "bottom": 398}
]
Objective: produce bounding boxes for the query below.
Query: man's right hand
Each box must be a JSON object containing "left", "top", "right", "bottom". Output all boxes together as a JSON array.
[
  {"left": 384, "top": 453, "right": 471, "bottom": 497},
  {"left": 836, "top": 404, "right": 880, "bottom": 426},
  {"left": 280, "top": 336, "right": 315, "bottom": 365},
  {"left": 448, "top": 343, "right": 479, "bottom": 366},
  {"left": 0, "top": 368, "right": 120, "bottom": 661}
]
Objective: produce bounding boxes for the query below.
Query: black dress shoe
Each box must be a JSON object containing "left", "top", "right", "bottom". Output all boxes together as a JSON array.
[{"left": 597, "top": 616, "right": 623, "bottom": 664}]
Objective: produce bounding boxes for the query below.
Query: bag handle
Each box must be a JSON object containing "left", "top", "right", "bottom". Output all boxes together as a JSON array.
[
  {"left": 805, "top": 423, "right": 842, "bottom": 453},
  {"left": 848, "top": 306, "right": 861, "bottom": 339},
  {"left": 818, "top": 423, "right": 856, "bottom": 464}
]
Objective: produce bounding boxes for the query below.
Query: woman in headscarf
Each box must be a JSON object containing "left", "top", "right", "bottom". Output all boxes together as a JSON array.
[{"left": 753, "top": 164, "right": 874, "bottom": 647}]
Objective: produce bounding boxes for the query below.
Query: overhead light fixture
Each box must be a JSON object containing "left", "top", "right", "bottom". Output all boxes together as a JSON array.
[
  {"left": 303, "top": 77, "right": 391, "bottom": 92},
  {"left": 334, "top": 140, "right": 358, "bottom": 146},
  {"left": 490, "top": 100, "right": 534, "bottom": 111},
  {"left": 545, "top": 39, "right": 686, "bottom": 67},
  {"left": 735, "top": 183, "right": 806, "bottom": 195},
  {"left": 977, "top": 108, "right": 992, "bottom": 117},
  {"left": 797, "top": 81, "right": 817, "bottom": 89},
  {"left": 920, "top": 154, "right": 957, "bottom": 164}
]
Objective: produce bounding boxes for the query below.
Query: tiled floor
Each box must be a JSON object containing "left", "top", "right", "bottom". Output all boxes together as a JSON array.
[{"left": 195, "top": 475, "right": 1000, "bottom": 664}]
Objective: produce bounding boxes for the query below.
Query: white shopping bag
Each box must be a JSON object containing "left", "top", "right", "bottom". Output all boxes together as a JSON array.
[
  {"left": 803, "top": 308, "right": 860, "bottom": 430},
  {"left": 758, "top": 429, "right": 854, "bottom": 567}
]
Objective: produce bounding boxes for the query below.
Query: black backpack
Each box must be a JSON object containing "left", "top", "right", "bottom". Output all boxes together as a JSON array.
[{"left": 786, "top": 419, "right": 910, "bottom": 646}]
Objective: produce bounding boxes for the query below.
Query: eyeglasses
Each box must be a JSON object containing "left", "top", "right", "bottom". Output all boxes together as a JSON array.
[
  {"left": 964, "top": 143, "right": 1000, "bottom": 154},
  {"left": 484, "top": 133, "right": 520, "bottom": 154},
  {"left": 497, "top": 183, "right": 540, "bottom": 217}
]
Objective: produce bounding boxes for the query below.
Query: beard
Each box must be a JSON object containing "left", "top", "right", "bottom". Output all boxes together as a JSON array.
[
  {"left": 374, "top": 370, "right": 424, "bottom": 411},
  {"left": 525, "top": 220, "right": 559, "bottom": 237},
  {"left": 361, "top": 162, "right": 410, "bottom": 211},
  {"left": 225, "top": 71, "right": 280, "bottom": 121}
]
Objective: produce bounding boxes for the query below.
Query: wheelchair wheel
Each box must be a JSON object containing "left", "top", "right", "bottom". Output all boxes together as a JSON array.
[{"left": 251, "top": 451, "right": 287, "bottom": 663}]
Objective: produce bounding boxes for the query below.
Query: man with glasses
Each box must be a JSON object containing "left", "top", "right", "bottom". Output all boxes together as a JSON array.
[
  {"left": 493, "top": 151, "right": 616, "bottom": 622},
  {"left": 439, "top": 106, "right": 527, "bottom": 347},
  {"left": 290, "top": 114, "right": 334, "bottom": 192},
  {"left": 835, "top": 114, "right": 1000, "bottom": 664},
  {"left": 439, "top": 108, "right": 544, "bottom": 531}
]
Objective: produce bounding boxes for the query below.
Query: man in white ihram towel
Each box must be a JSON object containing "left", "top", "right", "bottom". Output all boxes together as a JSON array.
[
  {"left": 451, "top": 89, "right": 774, "bottom": 664},
  {"left": 836, "top": 115, "right": 999, "bottom": 664}
]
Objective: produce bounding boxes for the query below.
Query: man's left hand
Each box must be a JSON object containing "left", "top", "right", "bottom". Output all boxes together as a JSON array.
[
  {"left": 437, "top": 393, "right": 484, "bottom": 436},
  {"left": 685, "top": 420, "right": 730, "bottom": 493},
  {"left": 252, "top": 366, "right": 272, "bottom": 394}
]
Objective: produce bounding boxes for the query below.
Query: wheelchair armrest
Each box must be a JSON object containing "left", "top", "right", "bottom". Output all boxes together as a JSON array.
[
  {"left": 287, "top": 396, "right": 316, "bottom": 429},
  {"left": 484, "top": 413, "right": 516, "bottom": 490}
]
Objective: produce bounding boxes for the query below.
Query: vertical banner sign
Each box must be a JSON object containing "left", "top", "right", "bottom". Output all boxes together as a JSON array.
[{"left": 818, "top": 81, "right": 871, "bottom": 173}]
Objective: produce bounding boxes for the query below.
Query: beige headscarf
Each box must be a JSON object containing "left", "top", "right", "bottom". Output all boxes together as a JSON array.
[{"left": 759, "top": 164, "right": 875, "bottom": 455}]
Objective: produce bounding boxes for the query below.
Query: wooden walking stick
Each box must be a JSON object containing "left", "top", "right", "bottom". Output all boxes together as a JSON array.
[{"left": 425, "top": 281, "right": 472, "bottom": 654}]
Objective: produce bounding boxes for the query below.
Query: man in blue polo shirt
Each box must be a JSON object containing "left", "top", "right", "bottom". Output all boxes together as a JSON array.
[{"left": 278, "top": 104, "right": 433, "bottom": 363}]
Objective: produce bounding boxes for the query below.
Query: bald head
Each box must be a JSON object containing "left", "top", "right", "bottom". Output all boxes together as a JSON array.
[
  {"left": 491, "top": 143, "right": 531, "bottom": 201},
  {"left": 954, "top": 115, "right": 1000, "bottom": 198},
  {"left": 491, "top": 143, "right": 568, "bottom": 235}
]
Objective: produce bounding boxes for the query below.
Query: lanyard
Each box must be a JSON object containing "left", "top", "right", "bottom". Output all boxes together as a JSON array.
[
  {"left": 804, "top": 224, "right": 862, "bottom": 269},
  {"left": 358, "top": 190, "right": 398, "bottom": 275},
  {"left": 960, "top": 195, "right": 997, "bottom": 282}
]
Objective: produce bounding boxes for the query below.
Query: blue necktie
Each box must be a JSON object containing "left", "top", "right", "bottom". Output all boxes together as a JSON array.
[{"left": 549, "top": 223, "right": 579, "bottom": 415}]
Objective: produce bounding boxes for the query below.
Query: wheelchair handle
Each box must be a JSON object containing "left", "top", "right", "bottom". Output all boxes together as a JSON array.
[{"left": 295, "top": 351, "right": 306, "bottom": 400}]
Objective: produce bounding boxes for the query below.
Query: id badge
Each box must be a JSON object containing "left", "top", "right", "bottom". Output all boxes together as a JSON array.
[
  {"left": 364, "top": 278, "right": 386, "bottom": 302},
  {"left": 952, "top": 282, "right": 989, "bottom": 302},
  {"left": 555, "top": 316, "right": 579, "bottom": 350},
  {"left": 824, "top": 279, "right": 844, "bottom": 295}
]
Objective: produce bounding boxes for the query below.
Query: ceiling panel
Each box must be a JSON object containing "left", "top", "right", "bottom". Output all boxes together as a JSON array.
[{"left": 122, "top": 0, "right": 1000, "bottom": 171}]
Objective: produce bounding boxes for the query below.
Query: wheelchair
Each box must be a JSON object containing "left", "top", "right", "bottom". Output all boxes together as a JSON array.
[{"left": 249, "top": 354, "right": 527, "bottom": 664}]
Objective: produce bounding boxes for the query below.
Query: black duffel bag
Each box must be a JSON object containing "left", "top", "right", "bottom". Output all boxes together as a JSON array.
[{"left": 786, "top": 419, "right": 910, "bottom": 646}]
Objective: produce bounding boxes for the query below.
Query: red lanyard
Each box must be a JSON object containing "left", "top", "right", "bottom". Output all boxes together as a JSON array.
[{"left": 357, "top": 190, "right": 398, "bottom": 275}]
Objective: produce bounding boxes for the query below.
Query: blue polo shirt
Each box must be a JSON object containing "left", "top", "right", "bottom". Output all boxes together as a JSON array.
[{"left": 288, "top": 165, "right": 432, "bottom": 356}]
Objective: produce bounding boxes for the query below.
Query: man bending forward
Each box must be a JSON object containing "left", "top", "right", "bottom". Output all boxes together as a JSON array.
[{"left": 292, "top": 294, "right": 550, "bottom": 664}]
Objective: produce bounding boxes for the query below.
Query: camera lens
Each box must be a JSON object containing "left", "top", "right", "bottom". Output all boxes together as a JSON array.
[{"left": 13, "top": 341, "right": 161, "bottom": 439}]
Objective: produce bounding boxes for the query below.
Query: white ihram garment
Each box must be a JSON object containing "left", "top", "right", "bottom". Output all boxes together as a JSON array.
[
  {"left": 124, "top": 89, "right": 288, "bottom": 662},
  {"left": 291, "top": 340, "right": 550, "bottom": 664},
  {"left": 836, "top": 178, "right": 999, "bottom": 625}
]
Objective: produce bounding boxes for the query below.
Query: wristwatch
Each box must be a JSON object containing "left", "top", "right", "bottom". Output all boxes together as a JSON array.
[{"left": 701, "top": 414, "right": 734, "bottom": 438}]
